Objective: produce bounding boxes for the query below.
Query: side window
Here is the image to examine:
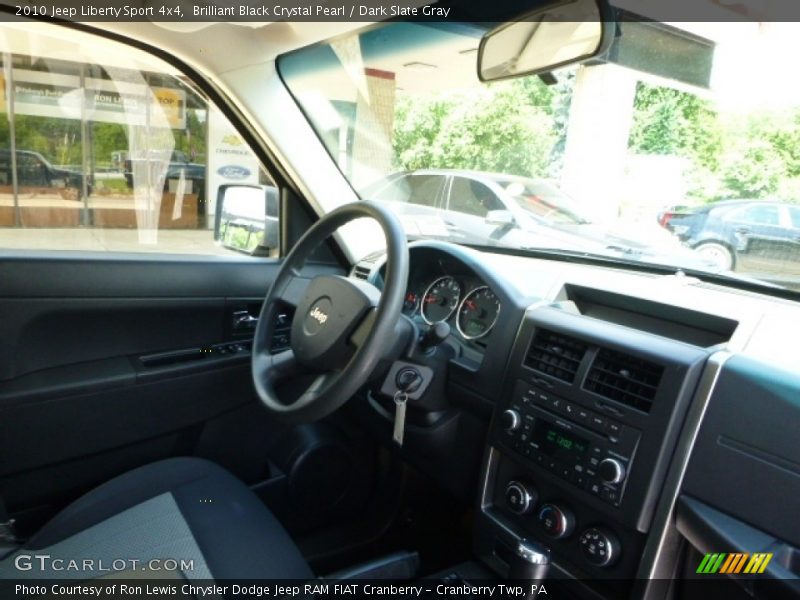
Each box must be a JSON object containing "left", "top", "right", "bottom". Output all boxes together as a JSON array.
[
  {"left": 448, "top": 177, "right": 503, "bottom": 218},
  {"left": 731, "top": 204, "right": 780, "bottom": 226},
  {"left": 0, "top": 23, "right": 277, "bottom": 256},
  {"left": 406, "top": 175, "right": 445, "bottom": 208},
  {"left": 369, "top": 174, "right": 444, "bottom": 208},
  {"left": 787, "top": 206, "right": 800, "bottom": 229},
  {"left": 17, "top": 152, "right": 48, "bottom": 187}
]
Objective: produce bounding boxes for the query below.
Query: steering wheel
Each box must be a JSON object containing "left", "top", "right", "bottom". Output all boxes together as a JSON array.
[{"left": 251, "top": 201, "right": 408, "bottom": 423}]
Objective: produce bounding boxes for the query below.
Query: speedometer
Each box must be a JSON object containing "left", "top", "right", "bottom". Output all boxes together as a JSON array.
[
  {"left": 457, "top": 287, "right": 501, "bottom": 340},
  {"left": 421, "top": 276, "right": 462, "bottom": 324}
]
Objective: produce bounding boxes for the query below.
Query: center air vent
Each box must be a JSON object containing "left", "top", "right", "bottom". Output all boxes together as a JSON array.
[
  {"left": 352, "top": 264, "right": 371, "bottom": 281},
  {"left": 524, "top": 329, "right": 587, "bottom": 383},
  {"left": 584, "top": 348, "right": 663, "bottom": 413}
]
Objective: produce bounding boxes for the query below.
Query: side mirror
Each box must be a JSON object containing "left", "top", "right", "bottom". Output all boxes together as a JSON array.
[
  {"left": 485, "top": 209, "right": 517, "bottom": 227},
  {"left": 478, "top": 0, "right": 613, "bottom": 82},
  {"left": 214, "top": 184, "right": 279, "bottom": 255}
]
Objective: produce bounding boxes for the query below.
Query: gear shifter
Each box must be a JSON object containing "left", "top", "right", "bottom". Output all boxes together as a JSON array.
[{"left": 509, "top": 539, "right": 550, "bottom": 598}]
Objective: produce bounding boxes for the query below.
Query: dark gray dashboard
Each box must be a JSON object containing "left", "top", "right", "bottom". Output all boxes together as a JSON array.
[{"left": 352, "top": 240, "right": 800, "bottom": 599}]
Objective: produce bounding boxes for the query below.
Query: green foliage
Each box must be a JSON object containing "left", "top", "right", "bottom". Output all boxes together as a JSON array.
[
  {"left": 720, "top": 142, "right": 785, "bottom": 199},
  {"left": 629, "top": 82, "right": 721, "bottom": 170},
  {"left": 761, "top": 110, "right": 800, "bottom": 178},
  {"left": 510, "top": 76, "right": 556, "bottom": 115},
  {"left": 1, "top": 108, "right": 206, "bottom": 169},
  {"left": 393, "top": 97, "right": 452, "bottom": 171},
  {"left": 92, "top": 122, "right": 128, "bottom": 166},
  {"left": 629, "top": 82, "right": 800, "bottom": 203},
  {"left": 0, "top": 116, "right": 81, "bottom": 165},
  {"left": 393, "top": 77, "right": 563, "bottom": 178}
]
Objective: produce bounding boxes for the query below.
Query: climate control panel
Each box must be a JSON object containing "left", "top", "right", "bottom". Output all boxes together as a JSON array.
[
  {"left": 498, "top": 470, "right": 624, "bottom": 570},
  {"left": 579, "top": 527, "right": 621, "bottom": 567},
  {"left": 505, "top": 480, "right": 537, "bottom": 515},
  {"left": 537, "top": 503, "right": 575, "bottom": 539}
]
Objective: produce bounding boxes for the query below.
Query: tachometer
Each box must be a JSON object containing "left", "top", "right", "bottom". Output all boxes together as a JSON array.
[
  {"left": 457, "top": 286, "right": 501, "bottom": 340},
  {"left": 421, "top": 276, "right": 462, "bottom": 324}
]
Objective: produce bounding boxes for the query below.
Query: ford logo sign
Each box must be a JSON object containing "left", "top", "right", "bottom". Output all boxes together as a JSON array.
[{"left": 217, "top": 165, "right": 251, "bottom": 180}]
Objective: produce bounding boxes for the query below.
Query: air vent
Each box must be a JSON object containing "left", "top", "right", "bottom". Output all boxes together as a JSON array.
[
  {"left": 352, "top": 264, "right": 371, "bottom": 281},
  {"left": 524, "top": 329, "right": 587, "bottom": 383},
  {"left": 584, "top": 348, "right": 663, "bottom": 413}
]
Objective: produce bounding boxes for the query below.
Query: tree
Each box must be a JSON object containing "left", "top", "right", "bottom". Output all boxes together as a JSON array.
[
  {"left": 393, "top": 96, "right": 453, "bottom": 171},
  {"left": 762, "top": 109, "right": 800, "bottom": 178},
  {"left": 720, "top": 142, "right": 785, "bottom": 199},
  {"left": 629, "top": 82, "right": 721, "bottom": 171},
  {"left": 392, "top": 79, "right": 561, "bottom": 178}
]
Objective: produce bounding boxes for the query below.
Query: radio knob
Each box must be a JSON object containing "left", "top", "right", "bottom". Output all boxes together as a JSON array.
[
  {"left": 579, "top": 527, "right": 621, "bottom": 567},
  {"left": 500, "top": 409, "right": 521, "bottom": 433},
  {"left": 537, "top": 503, "right": 575, "bottom": 539},
  {"left": 598, "top": 458, "right": 626, "bottom": 485},
  {"left": 505, "top": 481, "right": 537, "bottom": 515}
]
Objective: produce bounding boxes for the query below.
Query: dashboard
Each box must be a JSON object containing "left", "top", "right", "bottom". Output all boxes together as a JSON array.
[{"left": 352, "top": 240, "right": 800, "bottom": 600}]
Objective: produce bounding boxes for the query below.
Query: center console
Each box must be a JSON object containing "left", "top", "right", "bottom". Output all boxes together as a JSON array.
[{"left": 474, "top": 305, "right": 711, "bottom": 596}]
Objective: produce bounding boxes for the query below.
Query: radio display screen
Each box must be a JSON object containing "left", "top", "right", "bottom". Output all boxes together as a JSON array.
[{"left": 533, "top": 420, "right": 589, "bottom": 463}]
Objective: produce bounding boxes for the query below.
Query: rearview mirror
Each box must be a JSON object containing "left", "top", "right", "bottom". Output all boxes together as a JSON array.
[
  {"left": 478, "top": 0, "right": 612, "bottom": 82},
  {"left": 214, "top": 185, "right": 279, "bottom": 255}
]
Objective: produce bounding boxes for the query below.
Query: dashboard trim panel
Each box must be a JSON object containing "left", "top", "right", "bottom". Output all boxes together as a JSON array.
[{"left": 634, "top": 351, "right": 731, "bottom": 597}]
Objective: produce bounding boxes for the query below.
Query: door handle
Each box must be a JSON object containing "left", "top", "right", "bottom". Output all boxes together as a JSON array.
[
  {"left": 232, "top": 310, "right": 258, "bottom": 332},
  {"left": 735, "top": 227, "right": 750, "bottom": 235}
]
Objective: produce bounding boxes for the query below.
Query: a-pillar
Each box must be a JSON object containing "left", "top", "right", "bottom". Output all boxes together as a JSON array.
[
  {"left": 350, "top": 68, "right": 397, "bottom": 191},
  {"left": 560, "top": 63, "right": 637, "bottom": 225}
]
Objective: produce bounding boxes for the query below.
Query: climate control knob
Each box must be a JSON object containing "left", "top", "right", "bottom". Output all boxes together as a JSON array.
[
  {"left": 537, "top": 503, "right": 575, "bottom": 539},
  {"left": 505, "top": 480, "right": 537, "bottom": 515},
  {"left": 500, "top": 409, "right": 521, "bottom": 433},
  {"left": 598, "top": 458, "right": 626, "bottom": 485},
  {"left": 579, "top": 527, "right": 621, "bottom": 567}
]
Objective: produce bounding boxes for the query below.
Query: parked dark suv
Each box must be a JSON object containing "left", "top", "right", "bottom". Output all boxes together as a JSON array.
[
  {"left": 0, "top": 149, "right": 91, "bottom": 196},
  {"left": 658, "top": 199, "right": 800, "bottom": 279}
]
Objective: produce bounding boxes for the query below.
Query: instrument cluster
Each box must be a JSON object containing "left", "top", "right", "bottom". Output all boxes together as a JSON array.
[{"left": 404, "top": 274, "right": 501, "bottom": 341}]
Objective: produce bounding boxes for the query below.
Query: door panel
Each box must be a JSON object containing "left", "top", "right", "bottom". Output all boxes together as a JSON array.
[
  {"left": 0, "top": 298, "right": 224, "bottom": 380},
  {"left": 726, "top": 204, "right": 795, "bottom": 274},
  {"left": 0, "top": 252, "right": 343, "bottom": 533}
]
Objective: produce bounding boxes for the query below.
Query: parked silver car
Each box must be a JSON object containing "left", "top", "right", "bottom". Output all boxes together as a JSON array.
[{"left": 364, "top": 169, "right": 712, "bottom": 270}]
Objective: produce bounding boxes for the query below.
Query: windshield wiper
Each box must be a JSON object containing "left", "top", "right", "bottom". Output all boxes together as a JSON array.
[{"left": 603, "top": 244, "right": 642, "bottom": 256}]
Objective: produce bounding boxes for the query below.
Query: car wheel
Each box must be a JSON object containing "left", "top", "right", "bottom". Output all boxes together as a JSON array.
[{"left": 695, "top": 242, "right": 734, "bottom": 270}]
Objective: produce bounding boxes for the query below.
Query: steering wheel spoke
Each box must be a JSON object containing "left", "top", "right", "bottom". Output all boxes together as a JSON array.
[
  {"left": 268, "top": 348, "right": 300, "bottom": 378},
  {"left": 251, "top": 347, "right": 302, "bottom": 394},
  {"left": 273, "top": 270, "right": 309, "bottom": 307},
  {"left": 348, "top": 307, "right": 377, "bottom": 352},
  {"left": 298, "top": 369, "right": 342, "bottom": 403}
]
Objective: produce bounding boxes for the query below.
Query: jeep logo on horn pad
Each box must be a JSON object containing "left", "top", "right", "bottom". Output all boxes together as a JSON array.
[{"left": 309, "top": 306, "right": 328, "bottom": 325}]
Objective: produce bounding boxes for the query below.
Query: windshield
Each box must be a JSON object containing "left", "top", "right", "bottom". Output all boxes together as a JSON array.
[{"left": 280, "top": 20, "right": 800, "bottom": 292}]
